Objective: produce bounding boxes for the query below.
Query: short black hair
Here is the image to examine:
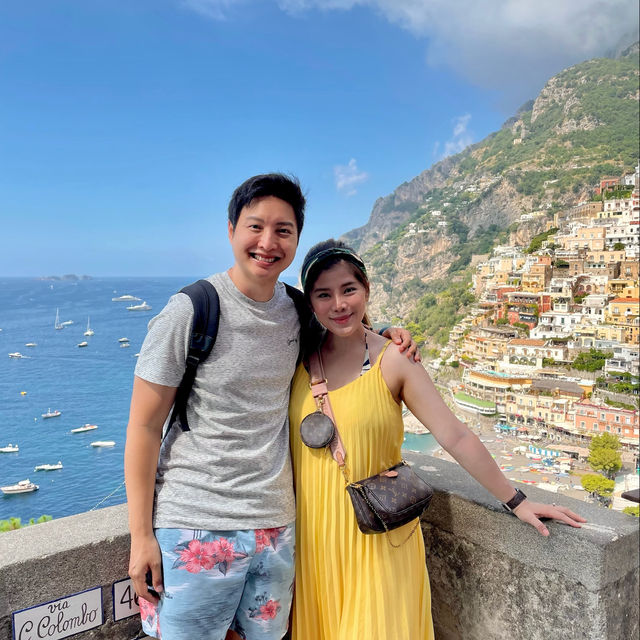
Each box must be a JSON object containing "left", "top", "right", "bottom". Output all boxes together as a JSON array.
[{"left": 228, "top": 173, "right": 306, "bottom": 234}]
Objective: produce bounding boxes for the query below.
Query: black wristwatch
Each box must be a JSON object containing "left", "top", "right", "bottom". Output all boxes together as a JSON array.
[{"left": 502, "top": 489, "right": 527, "bottom": 512}]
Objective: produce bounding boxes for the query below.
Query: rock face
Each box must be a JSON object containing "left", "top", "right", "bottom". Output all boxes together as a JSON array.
[{"left": 342, "top": 46, "right": 639, "bottom": 324}]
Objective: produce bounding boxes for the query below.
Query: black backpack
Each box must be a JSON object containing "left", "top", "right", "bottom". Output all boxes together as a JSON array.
[{"left": 168, "top": 279, "right": 320, "bottom": 433}]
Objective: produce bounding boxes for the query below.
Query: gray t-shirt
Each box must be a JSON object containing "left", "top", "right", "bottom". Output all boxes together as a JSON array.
[{"left": 134, "top": 272, "right": 299, "bottom": 530}]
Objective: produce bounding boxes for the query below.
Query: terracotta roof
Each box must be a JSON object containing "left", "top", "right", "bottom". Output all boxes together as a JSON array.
[{"left": 509, "top": 339, "right": 546, "bottom": 346}]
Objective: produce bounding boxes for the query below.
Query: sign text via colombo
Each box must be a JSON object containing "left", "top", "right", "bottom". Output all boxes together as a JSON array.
[{"left": 12, "top": 587, "right": 103, "bottom": 640}]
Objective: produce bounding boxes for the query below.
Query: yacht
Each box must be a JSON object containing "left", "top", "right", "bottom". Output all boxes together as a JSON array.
[
  {"left": 34, "top": 461, "right": 63, "bottom": 471},
  {"left": 84, "top": 317, "right": 94, "bottom": 336},
  {"left": 71, "top": 423, "right": 98, "bottom": 434},
  {"left": 8, "top": 352, "right": 23, "bottom": 358},
  {"left": 118, "top": 337, "right": 130, "bottom": 343},
  {"left": 112, "top": 294, "right": 141, "bottom": 302},
  {"left": 120, "top": 342, "right": 131, "bottom": 348},
  {"left": 54, "top": 308, "right": 63, "bottom": 330},
  {"left": 0, "top": 444, "right": 19, "bottom": 453},
  {"left": 1, "top": 479, "right": 39, "bottom": 494},
  {"left": 25, "top": 342, "right": 37, "bottom": 347},
  {"left": 42, "top": 409, "right": 62, "bottom": 419},
  {"left": 126, "top": 301, "right": 152, "bottom": 311},
  {"left": 77, "top": 341, "right": 88, "bottom": 348},
  {"left": 91, "top": 440, "right": 116, "bottom": 447}
]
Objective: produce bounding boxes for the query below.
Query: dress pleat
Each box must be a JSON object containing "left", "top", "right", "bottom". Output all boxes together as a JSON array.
[{"left": 289, "top": 345, "right": 435, "bottom": 640}]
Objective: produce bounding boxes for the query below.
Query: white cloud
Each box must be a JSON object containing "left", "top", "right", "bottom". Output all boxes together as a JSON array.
[
  {"left": 180, "top": 0, "right": 638, "bottom": 108},
  {"left": 277, "top": 0, "right": 639, "bottom": 108},
  {"left": 334, "top": 158, "right": 369, "bottom": 196},
  {"left": 437, "top": 114, "right": 473, "bottom": 159}
]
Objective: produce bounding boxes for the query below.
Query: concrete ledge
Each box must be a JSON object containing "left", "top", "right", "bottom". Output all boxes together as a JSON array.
[
  {"left": 1, "top": 455, "right": 638, "bottom": 640},
  {"left": 0, "top": 504, "right": 140, "bottom": 640},
  {"left": 406, "top": 454, "right": 639, "bottom": 640}
]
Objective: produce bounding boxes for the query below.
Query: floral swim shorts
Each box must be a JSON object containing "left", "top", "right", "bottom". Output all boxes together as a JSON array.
[{"left": 140, "top": 523, "right": 295, "bottom": 640}]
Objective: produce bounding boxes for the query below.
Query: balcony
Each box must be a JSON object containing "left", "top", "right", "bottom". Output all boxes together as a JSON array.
[{"left": 1, "top": 455, "right": 638, "bottom": 640}]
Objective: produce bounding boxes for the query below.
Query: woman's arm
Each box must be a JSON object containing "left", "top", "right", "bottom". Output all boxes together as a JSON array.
[
  {"left": 124, "top": 376, "right": 177, "bottom": 603},
  {"left": 381, "top": 349, "right": 585, "bottom": 536}
]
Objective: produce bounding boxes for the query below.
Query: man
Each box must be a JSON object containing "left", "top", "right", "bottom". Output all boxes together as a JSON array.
[{"left": 124, "top": 173, "right": 414, "bottom": 640}]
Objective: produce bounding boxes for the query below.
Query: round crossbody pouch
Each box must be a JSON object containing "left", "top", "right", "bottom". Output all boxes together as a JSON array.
[{"left": 300, "top": 411, "right": 335, "bottom": 448}]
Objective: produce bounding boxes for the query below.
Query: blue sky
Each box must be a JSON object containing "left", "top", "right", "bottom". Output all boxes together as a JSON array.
[{"left": 1, "top": 0, "right": 637, "bottom": 277}]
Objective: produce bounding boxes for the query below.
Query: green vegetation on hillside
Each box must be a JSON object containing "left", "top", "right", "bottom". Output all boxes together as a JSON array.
[
  {"left": 0, "top": 515, "right": 53, "bottom": 532},
  {"left": 405, "top": 278, "right": 475, "bottom": 346}
]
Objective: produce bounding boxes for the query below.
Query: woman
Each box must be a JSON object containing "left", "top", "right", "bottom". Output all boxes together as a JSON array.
[{"left": 288, "top": 239, "right": 585, "bottom": 640}]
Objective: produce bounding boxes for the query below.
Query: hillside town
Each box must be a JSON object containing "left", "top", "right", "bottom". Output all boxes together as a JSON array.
[{"left": 430, "top": 165, "right": 639, "bottom": 509}]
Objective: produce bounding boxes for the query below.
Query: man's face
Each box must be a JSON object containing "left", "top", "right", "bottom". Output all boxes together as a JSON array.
[{"left": 228, "top": 196, "right": 299, "bottom": 291}]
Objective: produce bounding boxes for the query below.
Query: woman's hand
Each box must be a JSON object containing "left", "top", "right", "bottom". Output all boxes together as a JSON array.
[
  {"left": 512, "top": 500, "right": 587, "bottom": 537},
  {"left": 381, "top": 327, "right": 421, "bottom": 362}
]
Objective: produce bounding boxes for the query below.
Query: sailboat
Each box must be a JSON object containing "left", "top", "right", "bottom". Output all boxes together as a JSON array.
[
  {"left": 54, "top": 308, "right": 63, "bottom": 330},
  {"left": 84, "top": 317, "right": 94, "bottom": 336}
]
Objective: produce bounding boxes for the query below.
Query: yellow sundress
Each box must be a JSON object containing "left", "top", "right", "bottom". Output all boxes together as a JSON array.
[{"left": 289, "top": 343, "right": 434, "bottom": 640}]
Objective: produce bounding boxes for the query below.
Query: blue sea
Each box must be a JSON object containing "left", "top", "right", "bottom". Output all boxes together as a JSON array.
[{"left": 0, "top": 277, "right": 437, "bottom": 523}]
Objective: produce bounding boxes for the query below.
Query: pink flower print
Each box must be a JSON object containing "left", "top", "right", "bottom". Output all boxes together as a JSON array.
[
  {"left": 258, "top": 599, "right": 281, "bottom": 620},
  {"left": 178, "top": 539, "right": 215, "bottom": 573},
  {"left": 255, "top": 529, "right": 271, "bottom": 554},
  {"left": 254, "top": 527, "right": 284, "bottom": 553},
  {"left": 211, "top": 537, "right": 236, "bottom": 565}
]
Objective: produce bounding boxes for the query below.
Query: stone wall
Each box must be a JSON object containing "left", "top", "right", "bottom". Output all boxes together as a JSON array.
[{"left": 1, "top": 455, "right": 638, "bottom": 640}]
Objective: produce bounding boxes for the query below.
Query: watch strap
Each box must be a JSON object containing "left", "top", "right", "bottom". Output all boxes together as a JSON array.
[{"left": 503, "top": 488, "right": 527, "bottom": 512}]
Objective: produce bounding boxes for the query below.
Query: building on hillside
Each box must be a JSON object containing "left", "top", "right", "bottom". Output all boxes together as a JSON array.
[
  {"left": 619, "top": 259, "right": 640, "bottom": 280},
  {"left": 595, "top": 177, "right": 620, "bottom": 195},
  {"left": 605, "top": 223, "right": 639, "bottom": 251},
  {"left": 574, "top": 400, "right": 639, "bottom": 450},
  {"left": 497, "top": 291, "right": 551, "bottom": 328},
  {"left": 556, "top": 201, "right": 604, "bottom": 225},
  {"left": 505, "top": 338, "right": 567, "bottom": 366},
  {"left": 557, "top": 225, "right": 607, "bottom": 252},
  {"left": 521, "top": 263, "right": 552, "bottom": 293},
  {"left": 579, "top": 294, "right": 609, "bottom": 325},
  {"left": 604, "top": 344, "right": 640, "bottom": 378},
  {"left": 461, "top": 368, "right": 531, "bottom": 415},
  {"left": 505, "top": 379, "right": 584, "bottom": 433},
  {"left": 576, "top": 274, "right": 608, "bottom": 295},
  {"left": 607, "top": 278, "right": 639, "bottom": 299},
  {"left": 530, "top": 311, "right": 583, "bottom": 339},
  {"left": 605, "top": 298, "right": 640, "bottom": 344}
]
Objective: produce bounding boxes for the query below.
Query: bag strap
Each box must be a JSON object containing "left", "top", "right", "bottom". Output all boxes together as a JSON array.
[
  {"left": 169, "top": 279, "right": 220, "bottom": 433},
  {"left": 284, "top": 283, "right": 324, "bottom": 364},
  {"left": 307, "top": 350, "right": 348, "bottom": 476}
]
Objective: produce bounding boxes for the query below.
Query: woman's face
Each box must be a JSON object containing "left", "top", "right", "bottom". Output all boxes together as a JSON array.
[{"left": 309, "top": 260, "right": 369, "bottom": 337}]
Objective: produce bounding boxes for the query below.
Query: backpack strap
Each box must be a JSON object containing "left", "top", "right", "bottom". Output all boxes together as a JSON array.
[{"left": 169, "top": 279, "right": 220, "bottom": 433}]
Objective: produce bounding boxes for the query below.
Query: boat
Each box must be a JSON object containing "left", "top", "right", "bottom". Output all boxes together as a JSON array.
[
  {"left": 0, "top": 444, "right": 19, "bottom": 453},
  {"left": 54, "top": 308, "right": 63, "bottom": 330},
  {"left": 25, "top": 342, "right": 37, "bottom": 347},
  {"left": 91, "top": 441, "right": 115, "bottom": 447},
  {"left": 70, "top": 424, "right": 98, "bottom": 433},
  {"left": 118, "top": 337, "right": 130, "bottom": 343},
  {"left": 34, "top": 461, "right": 63, "bottom": 471},
  {"left": 112, "top": 294, "right": 141, "bottom": 302},
  {"left": 60, "top": 320, "right": 74, "bottom": 327},
  {"left": 126, "top": 301, "right": 152, "bottom": 311},
  {"left": 120, "top": 342, "right": 130, "bottom": 348},
  {"left": 42, "top": 408, "right": 62, "bottom": 419},
  {"left": 8, "top": 352, "right": 24, "bottom": 358},
  {"left": 1, "top": 479, "right": 39, "bottom": 494},
  {"left": 84, "top": 317, "right": 94, "bottom": 336},
  {"left": 77, "top": 341, "right": 88, "bottom": 348}
]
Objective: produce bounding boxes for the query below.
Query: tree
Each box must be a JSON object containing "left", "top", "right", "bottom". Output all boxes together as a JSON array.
[
  {"left": 581, "top": 474, "right": 615, "bottom": 497},
  {"left": 588, "top": 433, "right": 622, "bottom": 479}
]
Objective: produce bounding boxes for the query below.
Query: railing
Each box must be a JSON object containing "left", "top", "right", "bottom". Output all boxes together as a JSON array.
[{"left": 0, "top": 454, "right": 638, "bottom": 640}]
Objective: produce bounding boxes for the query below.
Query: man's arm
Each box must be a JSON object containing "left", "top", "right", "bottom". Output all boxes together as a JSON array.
[{"left": 124, "top": 376, "right": 177, "bottom": 604}]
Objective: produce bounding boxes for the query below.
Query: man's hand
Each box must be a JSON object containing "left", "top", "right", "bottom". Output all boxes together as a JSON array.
[
  {"left": 129, "top": 534, "right": 164, "bottom": 605},
  {"left": 512, "top": 500, "right": 586, "bottom": 537},
  {"left": 382, "top": 327, "right": 421, "bottom": 362}
]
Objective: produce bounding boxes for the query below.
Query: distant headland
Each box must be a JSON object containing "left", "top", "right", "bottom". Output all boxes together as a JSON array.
[{"left": 38, "top": 274, "right": 93, "bottom": 281}]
